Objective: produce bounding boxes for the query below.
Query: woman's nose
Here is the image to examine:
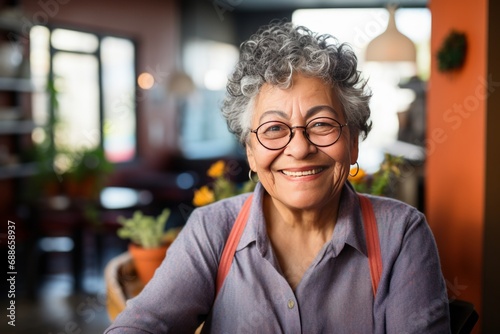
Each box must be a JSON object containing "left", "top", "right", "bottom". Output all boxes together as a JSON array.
[{"left": 285, "top": 129, "right": 317, "bottom": 157}]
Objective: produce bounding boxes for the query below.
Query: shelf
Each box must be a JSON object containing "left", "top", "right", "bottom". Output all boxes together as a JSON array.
[
  {"left": 0, "top": 162, "right": 37, "bottom": 179},
  {"left": 0, "top": 18, "right": 23, "bottom": 35},
  {"left": 0, "top": 107, "right": 21, "bottom": 120},
  {"left": 0, "top": 120, "right": 36, "bottom": 134},
  {"left": 0, "top": 77, "right": 33, "bottom": 92},
  {"left": 383, "top": 140, "right": 426, "bottom": 162},
  {"left": 0, "top": 15, "right": 24, "bottom": 33}
]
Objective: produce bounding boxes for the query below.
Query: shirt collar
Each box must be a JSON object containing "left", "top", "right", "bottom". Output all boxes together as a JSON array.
[
  {"left": 236, "top": 182, "right": 267, "bottom": 254},
  {"left": 236, "top": 182, "right": 368, "bottom": 259},
  {"left": 330, "top": 182, "right": 367, "bottom": 258}
]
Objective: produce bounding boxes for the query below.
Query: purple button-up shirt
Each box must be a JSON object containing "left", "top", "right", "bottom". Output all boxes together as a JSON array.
[{"left": 105, "top": 182, "right": 450, "bottom": 333}]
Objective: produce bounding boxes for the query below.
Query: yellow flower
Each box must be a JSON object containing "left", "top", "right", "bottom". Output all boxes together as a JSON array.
[
  {"left": 193, "top": 185, "right": 215, "bottom": 206},
  {"left": 207, "top": 160, "right": 226, "bottom": 178},
  {"left": 192, "top": 160, "right": 257, "bottom": 207},
  {"left": 348, "top": 168, "right": 366, "bottom": 183}
]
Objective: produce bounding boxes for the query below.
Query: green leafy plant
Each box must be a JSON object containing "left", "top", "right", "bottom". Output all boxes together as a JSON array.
[
  {"left": 31, "top": 77, "right": 113, "bottom": 199},
  {"left": 66, "top": 146, "right": 114, "bottom": 181},
  {"left": 437, "top": 30, "right": 467, "bottom": 72},
  {"left": 349, "top": 153, "right": 404, "bottom": 196},
  {"left": 117, "top": 209, "right": 179, "bottom": 249}
]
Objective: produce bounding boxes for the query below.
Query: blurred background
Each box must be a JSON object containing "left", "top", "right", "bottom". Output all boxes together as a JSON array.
[{"left": 0, "top": 0, "right": 498, "bottom": 333}]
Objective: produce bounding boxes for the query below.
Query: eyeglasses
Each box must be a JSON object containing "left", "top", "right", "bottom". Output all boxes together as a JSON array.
[{"left": 250, "top": 117, "right": 347, "bottom": 150}]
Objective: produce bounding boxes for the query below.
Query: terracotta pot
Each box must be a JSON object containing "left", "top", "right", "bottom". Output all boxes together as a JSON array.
[
  {"left": 128, "top": 243, "right": 169, "bottom": 284},
  {"left": 64, "top": 175, "right": 99, "bottom": 199}
]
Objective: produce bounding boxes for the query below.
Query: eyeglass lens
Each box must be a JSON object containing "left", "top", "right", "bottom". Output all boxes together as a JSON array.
[{"left": 252, "top": 117, "right": 345, "bottom": 150}]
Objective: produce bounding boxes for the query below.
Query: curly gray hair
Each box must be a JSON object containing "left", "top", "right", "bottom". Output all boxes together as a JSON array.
[{"left": 221, "top": 21, "right": 372, "bottom": 146}]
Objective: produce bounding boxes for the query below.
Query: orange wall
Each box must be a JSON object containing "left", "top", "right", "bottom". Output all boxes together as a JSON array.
[{"left": 426, "top": 0, "right": 487, "bottom": 330}]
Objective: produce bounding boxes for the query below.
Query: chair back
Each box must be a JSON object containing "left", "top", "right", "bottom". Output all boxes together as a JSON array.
[{"left": 449, "top": 299, "right": 479, "bottom": 334}]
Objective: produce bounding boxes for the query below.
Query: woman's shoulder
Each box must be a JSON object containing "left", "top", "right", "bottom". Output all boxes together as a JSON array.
[
  {"left": 184, "top": 192, "right": 254, "bottom": 238},
  {"left": 362, "top": 194, "right": 426, "bottom": 227},
  {"left": 361, "top": 194, "right": 436, "bottom": 263},
  {"left": 168, "top": 193, "right": 254, "bottom": 266},
  {"left": 192, "top": 192, "right": 252, "bottom": 222}
]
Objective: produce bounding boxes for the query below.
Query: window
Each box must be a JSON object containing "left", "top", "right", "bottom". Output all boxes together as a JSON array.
[
  {"left": 180, "top": 39, "right": 240, "bottom": 159},
  {"left": 30, "top": 26, "right": 137, "bottom": 170}
]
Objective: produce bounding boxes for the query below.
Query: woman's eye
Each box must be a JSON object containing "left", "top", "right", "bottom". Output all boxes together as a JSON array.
[
  {"left": 269, "top": 125, "right": 284, "bottom": 132},
  {"left": 264, "top": 124, "right": 287, "bottom": 133},
  {"left": 311, "top": 121, "right": 333, "bottom": 128}
]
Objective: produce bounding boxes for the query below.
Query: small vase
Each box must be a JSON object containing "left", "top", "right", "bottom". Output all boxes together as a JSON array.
[{"left": 128, "top": 243, "right": 169, "bottom": 284}]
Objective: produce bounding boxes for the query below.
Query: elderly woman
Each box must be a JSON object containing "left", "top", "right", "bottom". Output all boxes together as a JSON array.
[{"left": 105, "top": 22, "right": 450, "bottom": 333}]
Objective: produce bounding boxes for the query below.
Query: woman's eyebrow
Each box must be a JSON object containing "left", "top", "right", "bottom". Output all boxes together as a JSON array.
[
  {"left": 306, "top": 105, "right": 340, "bottom": 118},
  {"left": 258, "top": 110, "right": 289, "bottom": 123},
  {"left": 257, "top": 105, "right": 340, "bottom": 123}
]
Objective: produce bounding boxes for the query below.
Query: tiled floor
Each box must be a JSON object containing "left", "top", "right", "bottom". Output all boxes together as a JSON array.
[
  {"left": 1, "top": 275, "right": 112, "bottom": 334},
  {"left": 0, "top": 234, "right": 126, "bottom": 334}
]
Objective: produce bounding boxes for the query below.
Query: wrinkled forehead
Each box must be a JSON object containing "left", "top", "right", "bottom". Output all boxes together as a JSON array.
[{"left": 251, "top": 76, "right": 344, "bottom": 123}]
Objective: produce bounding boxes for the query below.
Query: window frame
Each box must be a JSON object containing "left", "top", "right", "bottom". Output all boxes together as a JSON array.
[{"left": 39, "top": 24, "right": 139, "bottom": 165}]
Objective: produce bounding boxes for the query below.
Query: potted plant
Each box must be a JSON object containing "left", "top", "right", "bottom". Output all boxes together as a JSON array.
[
  {"left": 63, "top": 146, "right": 114, "bottom": 200},
  {"left": 117, "top": 208, "right": 180, "bottom": 284}
]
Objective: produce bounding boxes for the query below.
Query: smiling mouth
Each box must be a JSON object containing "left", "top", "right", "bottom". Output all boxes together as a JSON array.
[{"left": 281, "top": 167, "right": 325, "bottom": 177}]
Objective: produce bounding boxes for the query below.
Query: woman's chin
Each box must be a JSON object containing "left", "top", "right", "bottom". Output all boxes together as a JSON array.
[{"left": 275, "top": 190, "right": 332, "bottom": 211}]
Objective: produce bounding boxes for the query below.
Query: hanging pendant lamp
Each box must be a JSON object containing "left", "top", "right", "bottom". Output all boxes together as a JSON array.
[{"left": 365, "top": 6, "right": 417, "bottom": 62}]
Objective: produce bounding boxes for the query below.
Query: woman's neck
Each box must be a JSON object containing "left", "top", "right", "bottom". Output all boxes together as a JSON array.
[
  {"left": 263, "top": 192, "right": 341, "bottom": 290},
  {"left": 263, "top": 192, "right": 340, "bottom": 240}
]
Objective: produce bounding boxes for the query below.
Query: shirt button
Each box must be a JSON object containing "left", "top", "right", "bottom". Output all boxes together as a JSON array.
[{"left": 287, "top": 299, "right": 295, "bottom": 309}]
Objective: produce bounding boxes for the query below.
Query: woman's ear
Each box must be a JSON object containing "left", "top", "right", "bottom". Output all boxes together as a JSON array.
[
  {"left": 350, "top": 132, "right": 359, "bottom": 165},
  {"left": 246, "top": 143, "right": 256, "bottom": 172}
]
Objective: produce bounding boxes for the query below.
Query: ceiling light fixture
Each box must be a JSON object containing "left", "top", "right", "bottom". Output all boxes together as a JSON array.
[{"left": 365, "top": 6, "right": 417, "bottom": 63}]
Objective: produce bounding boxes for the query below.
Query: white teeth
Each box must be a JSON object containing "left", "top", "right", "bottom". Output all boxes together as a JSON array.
[{"left": 282, "top": 168, "right": 323, "bottom": 177}]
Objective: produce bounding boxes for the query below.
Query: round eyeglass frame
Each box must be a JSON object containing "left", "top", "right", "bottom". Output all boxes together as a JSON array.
[{"left": 250, "top": 117, "right": 348, "bottom": 150}]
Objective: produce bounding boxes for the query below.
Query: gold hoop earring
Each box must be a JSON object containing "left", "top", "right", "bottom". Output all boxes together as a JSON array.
[
  {"left": 349, "top": 162, "right": 360, "bottom": 177},
  {"left": 248, "top": 170, "right": 259, "bottom": 183}
]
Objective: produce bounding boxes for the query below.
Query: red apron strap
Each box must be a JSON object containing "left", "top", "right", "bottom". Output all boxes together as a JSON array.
[
  {"left": 358, "top": 194, "right": 383, "bottom": 296},
  {"left": 215, "top": 195, "right": 253, "bottom": 296}
]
